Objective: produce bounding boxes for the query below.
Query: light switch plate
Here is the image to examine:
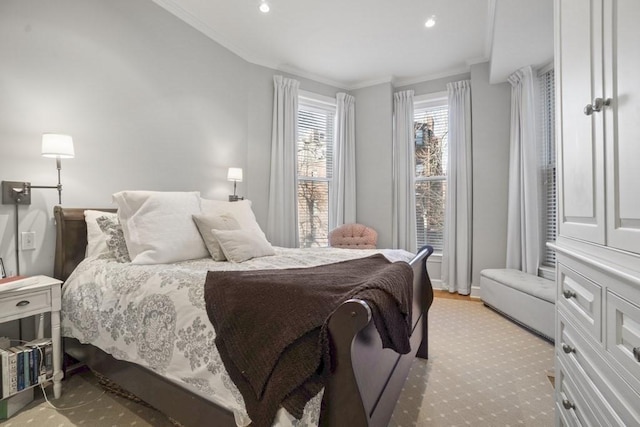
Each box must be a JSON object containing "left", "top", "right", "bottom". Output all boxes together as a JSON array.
[{"left": 21, "top": 231, "right": 36, "bottom": 250}]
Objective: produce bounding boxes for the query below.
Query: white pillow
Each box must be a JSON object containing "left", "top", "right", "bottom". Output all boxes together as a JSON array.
[
  {"left": 200, "top": 199, "right": 267, "bottom": 239},
  {"left": 113, "top": 191, "right": 209, "bottom": 264},
  {"left": 192, "top": 213, "right": 241, "bottom": 261},
  {"left": 84, "top": 210, "right": 118, "bottom": 257},
  {"left": 213, "top": 229, "right": 275, "bottom": 263}
]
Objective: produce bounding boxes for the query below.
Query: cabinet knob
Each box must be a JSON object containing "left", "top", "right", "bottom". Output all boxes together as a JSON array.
[
  {"left": 562, "top": 289, "right": 577, "bottom": 299},
  {"left": 16, "top": 300, "right": 30, "bottom": 307},
  {"left": 633, "top": 347, "right": 640, "bottom": 362},
  {"left": 562, "top": 399, "right": 576, "bottom": 410},
  {"left": 562, "top": 343, "right": 576, "bottom": 354}
]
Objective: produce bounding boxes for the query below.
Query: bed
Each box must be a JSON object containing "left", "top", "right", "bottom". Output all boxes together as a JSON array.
[{"left": 53, "top": 204, "right": 434, "bottom": 427}]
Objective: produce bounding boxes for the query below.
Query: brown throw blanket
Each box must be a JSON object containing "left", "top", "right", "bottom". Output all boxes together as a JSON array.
[{"left": 204, "top": 254, "right": 414, "bottom": 427}]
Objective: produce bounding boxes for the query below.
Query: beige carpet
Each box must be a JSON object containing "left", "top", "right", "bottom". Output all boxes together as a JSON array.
[
  {"left": 1, "top": 298, "right": 555, "bottom": 426},
  {"left": 390, "top": 298, "right": 555, "bottom": 426}
]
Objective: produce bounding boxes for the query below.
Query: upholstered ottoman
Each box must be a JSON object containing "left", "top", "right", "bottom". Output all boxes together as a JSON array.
[{"left": 480, "top": 269, "right": 555, "bottom": 342}]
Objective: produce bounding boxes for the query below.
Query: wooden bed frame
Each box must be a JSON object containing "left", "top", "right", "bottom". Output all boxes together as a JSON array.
[{"left": 53, "top": 206, "right": 434, "bottom": 427}]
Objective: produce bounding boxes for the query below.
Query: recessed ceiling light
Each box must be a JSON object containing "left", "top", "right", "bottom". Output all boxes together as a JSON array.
[
  {"left": 425, "top": 15, "right": 436, "bottom": 28},
  {"left": 259, "top": 1, "right": 270, "bottom": 13}
]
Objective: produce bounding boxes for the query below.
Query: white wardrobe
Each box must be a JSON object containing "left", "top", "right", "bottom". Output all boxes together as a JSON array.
[{"left": 553, "top": 0, "right": 640, "bottom": 425}]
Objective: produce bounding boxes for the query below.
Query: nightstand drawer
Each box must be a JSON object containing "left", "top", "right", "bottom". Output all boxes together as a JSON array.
[
  {"left": 0, "top": 288, "right": 51, "bottom": 320},
  {"left": 557, "top": 262, "right": 602, "bottom": 342}
]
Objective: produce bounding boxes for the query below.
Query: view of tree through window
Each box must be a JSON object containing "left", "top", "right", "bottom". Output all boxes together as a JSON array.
[
  {"left": 297, "top": 100, "right": 334, "bottom": 247},
  {"left": 414, "top": 100, "right": 448, "bottom": 251}
]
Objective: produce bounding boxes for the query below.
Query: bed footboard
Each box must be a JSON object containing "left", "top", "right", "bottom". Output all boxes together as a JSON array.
[{"left": 321, "top": 246, "right": 434, "bottom": 427}]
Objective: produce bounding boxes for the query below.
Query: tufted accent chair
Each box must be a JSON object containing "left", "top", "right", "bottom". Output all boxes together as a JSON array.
[{"left": 328, "top": 223, "right": 378, "bottom": 249}]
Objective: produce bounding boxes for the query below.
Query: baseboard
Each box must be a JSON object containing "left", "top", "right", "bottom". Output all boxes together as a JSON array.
[{"left": 431, "top": 281, "right": 482, "bottom": 300}]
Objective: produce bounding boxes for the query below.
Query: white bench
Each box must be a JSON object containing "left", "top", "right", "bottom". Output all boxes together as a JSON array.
[{"left": 480, "top": 269, "right": 555, "bottom": 341}]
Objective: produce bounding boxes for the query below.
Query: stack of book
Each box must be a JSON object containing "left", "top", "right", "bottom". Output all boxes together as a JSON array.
[{"left": 0, "top": 338, "right": 53, "bottom": 399}]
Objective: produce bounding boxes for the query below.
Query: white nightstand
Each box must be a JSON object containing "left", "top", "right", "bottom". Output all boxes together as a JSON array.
[{"left": 0, "top": 275, "right": 63, "bottom": 399}]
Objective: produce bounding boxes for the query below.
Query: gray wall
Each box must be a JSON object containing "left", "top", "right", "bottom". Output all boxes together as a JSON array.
[
  {"left": 0, "top": 0, "right": 513, "bottom": 297},
  {"left": 352, "top": 83, "right": 394, "bottom": 248},
  {"left": 469, "top": 62, "right": 511, "bottom": 289},
  {"left": 0, "top": 0, "right": 341, "bottom": 278}
]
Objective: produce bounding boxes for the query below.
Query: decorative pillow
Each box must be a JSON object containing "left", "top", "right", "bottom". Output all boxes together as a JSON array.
[
  {"left": 96, "top": 215, "right": 130, "bottom": 263},
  {"left": 192, "top": 214, "right": 241, "bottom": 261},
  {"left": 84, "top": 210, "right": 118, "bottom": 257},
  {"left": 113, "top": 191, "right": 209, "bottom": 264},
  {"left": 212, "top": 229, "right": 275, "bottom": 263},
  {"left": 200, "top": 199, "right": 267, "bottom": 239}
]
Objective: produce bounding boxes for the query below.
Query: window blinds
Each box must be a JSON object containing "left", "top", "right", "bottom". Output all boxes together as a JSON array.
[
  {"left": 414, "top": 101, "right": 449, "bottom": 251},
  {"left": 297, "top": 100, "right": 335, "bottom": 248},
  {"left": 539, "top": 69, "right": 557, "bottom": 266}
]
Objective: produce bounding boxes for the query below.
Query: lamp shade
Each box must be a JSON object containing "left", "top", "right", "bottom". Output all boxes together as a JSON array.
[
  {"left": 42, "top": 133, "right": 74, "bottom": 158},
  {"left": 227, "top": 167, "right": 243, "bottom": 182}
]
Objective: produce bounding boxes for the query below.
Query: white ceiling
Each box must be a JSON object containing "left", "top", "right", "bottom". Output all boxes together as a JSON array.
[{"left": 152, "top": 0, "right": 553, "bottom": 90}]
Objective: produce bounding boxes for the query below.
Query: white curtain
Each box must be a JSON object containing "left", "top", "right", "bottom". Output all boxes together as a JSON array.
[
  {"left": 329, "top": 92, "right": 356, "bottom": 230},
  {"left": 267, "top": 75, "right": 300, "bottom": 247},
  {"left": 506, "top": 66, "right": 540, "bottom": 274},
  {"left": 442, "top": 80, "right": 472, "bottom": 294},
  {"left": 392, "top": 90, "right": 417, "bottom": 253}
]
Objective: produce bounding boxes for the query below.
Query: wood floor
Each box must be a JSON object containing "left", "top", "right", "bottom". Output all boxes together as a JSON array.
[{"left": 433, "top": 289, "right": 481, "bottom": 301}]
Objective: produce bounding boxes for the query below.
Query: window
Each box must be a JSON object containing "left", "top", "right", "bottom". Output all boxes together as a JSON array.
[
  {"left": 414, "top": 95, "right": 448, "bottom": 252},
  {"left": 539, "top": 68, "right": 557, "bottom": 268},
  {"left": 297, "top": 95, "right": 335, "bottom": 248}
]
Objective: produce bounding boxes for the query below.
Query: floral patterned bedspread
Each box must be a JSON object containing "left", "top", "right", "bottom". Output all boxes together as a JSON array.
[{"left": 61, "top": 247, "right": 413, "bottom": 426}]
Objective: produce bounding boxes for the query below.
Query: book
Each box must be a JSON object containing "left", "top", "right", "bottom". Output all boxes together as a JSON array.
[
  {"left": 0, "top": 349, "right": 9, "bottom": 398},
  {"left": 0, "top": 276, "right": 28, "bottom": 284},
  {"left": 44, "top": 345, "right": 53, "bottom": 378},
  {"left": 9, "top": 347, "right": 23, "bottom": 391},
  {"left": 28, "top": 348, "right": 36, "bottom": 386},
  {"left": 16, "top": 346, "right": 31, "bottom": 388},
  {"left": 0, "top": 337, "right": 10, "bottom": 349},
  {"left": 7, "top": 348, "right": 17, "bottom": 395},
  {"left": 25, "top": 339, "right": 52, "bottom": 380},
  {"left": 0, "top": 276, "right": 39, "bottom": 292},
  {"left": 0, "top": 351, "right": 2, "bottom": 397}
]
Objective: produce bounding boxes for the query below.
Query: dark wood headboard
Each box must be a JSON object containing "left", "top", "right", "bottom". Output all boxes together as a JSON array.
[{"left": 53, "top": 206, "right": 117, "bottom": 281}]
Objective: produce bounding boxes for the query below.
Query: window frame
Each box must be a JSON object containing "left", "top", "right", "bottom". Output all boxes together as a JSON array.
[
  {"left": 296, "top": 91, "right": 337, "bottom": 248},
  {"left": 413, "top": 91, "right": 448, "bottom": 253},
  {"left": 537, "top": 65, "right": 557, "bottom": 279}
]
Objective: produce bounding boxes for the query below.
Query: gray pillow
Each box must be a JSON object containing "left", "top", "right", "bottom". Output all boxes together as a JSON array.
[{"left": 192, "top": 213, "right": 241, "bottom": 261}]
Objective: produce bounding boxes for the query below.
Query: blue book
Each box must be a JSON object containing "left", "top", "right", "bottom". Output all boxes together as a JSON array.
[{"left": 17, "top": 347, "right": 30, "bottom": 388}]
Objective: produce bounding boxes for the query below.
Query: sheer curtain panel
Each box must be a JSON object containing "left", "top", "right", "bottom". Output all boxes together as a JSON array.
[
  {"left": 267, "top": 75, "right": 300, "bottom": 247},
  {"left": 392, "top": 90, "right": 417, "bottom": 253},
  {"left": 329, "top": 92, "right": 356, "bottom": 230},
  {"left": 506, "top": 66, "right": 540, "bottom": 274},
  {"left": 442, "top": 80, "right": 472, "bottom": 294}
]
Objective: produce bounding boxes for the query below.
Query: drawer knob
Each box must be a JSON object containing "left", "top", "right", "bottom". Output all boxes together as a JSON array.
[
  {"left": 633, "top": 347, "right": 640, "bottom": 362},
  {"left": 562, "top": 289, "right": 577, "bottom": 299},
  {"left": 562, "top": 399, "right": 576, "bottom": 410},
  {"left": 16, "top": 300, "right": 30, "bottom": 307},
  {"left": 562, "top": 343, "right": 576, "bottom": 354}
]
